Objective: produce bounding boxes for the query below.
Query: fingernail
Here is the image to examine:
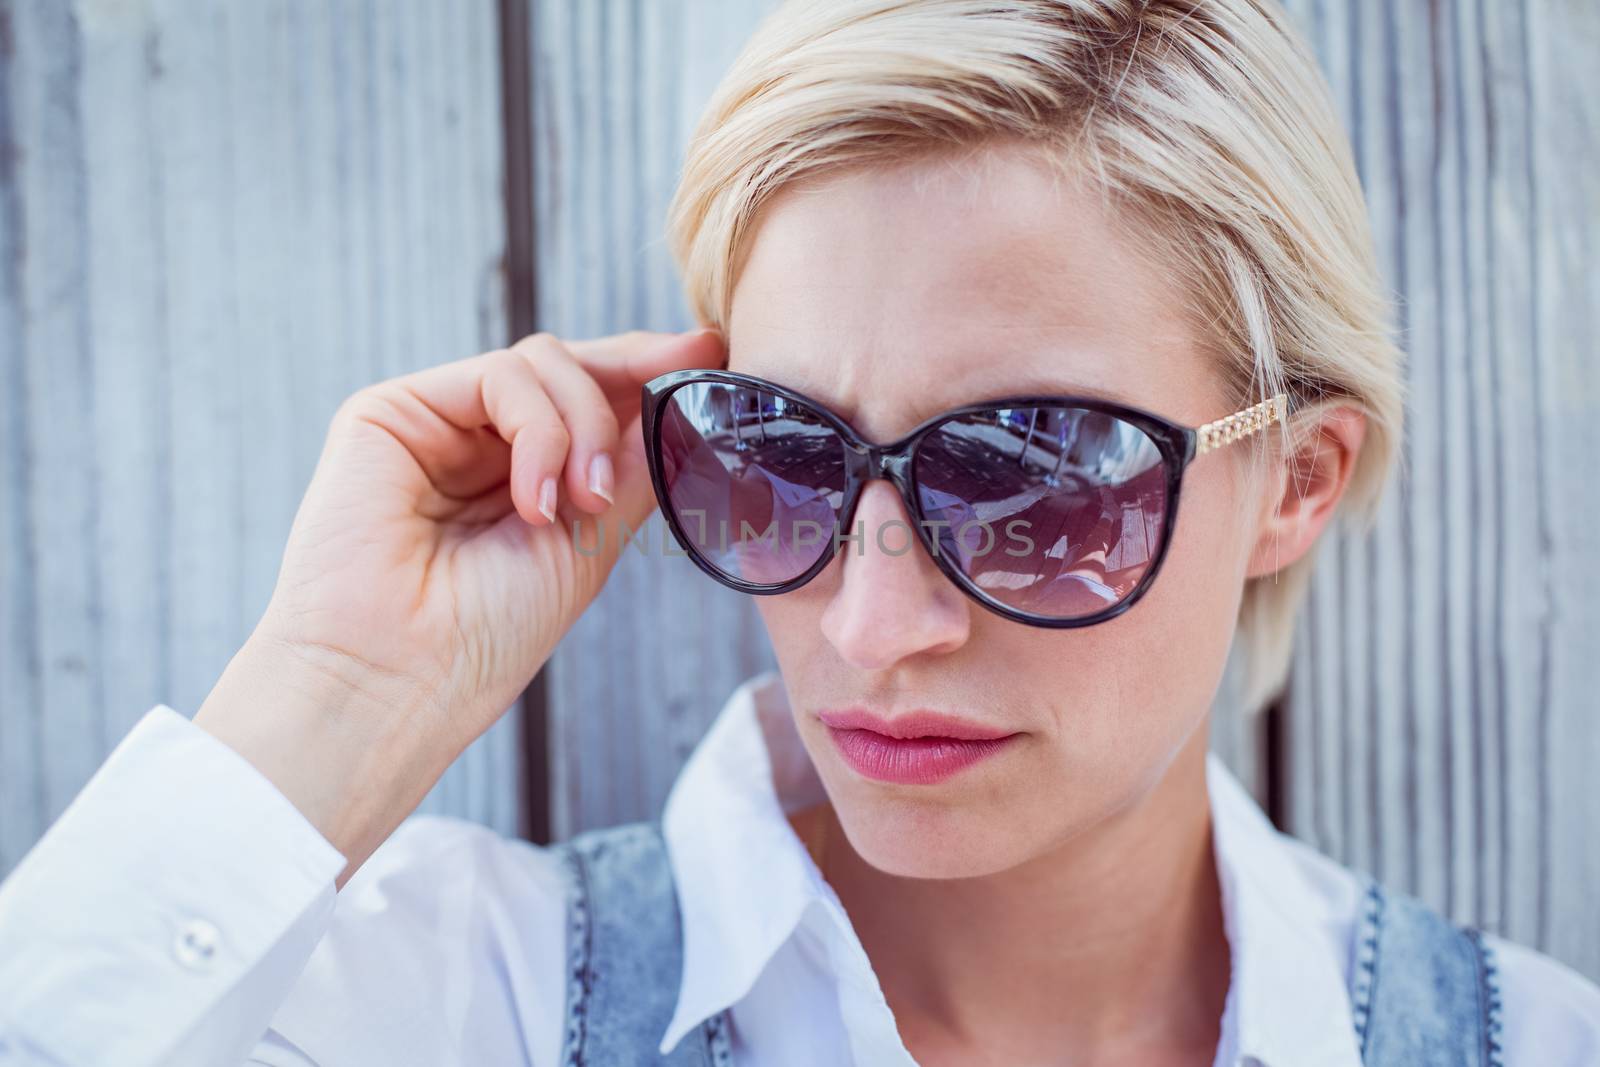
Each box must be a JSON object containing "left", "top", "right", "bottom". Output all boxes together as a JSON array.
[
  {"left": 587, "top": 453, "right": 615, "bottom": 504},
  {"left": 538, "top": 477, "right": 558, "bottom": 523}
]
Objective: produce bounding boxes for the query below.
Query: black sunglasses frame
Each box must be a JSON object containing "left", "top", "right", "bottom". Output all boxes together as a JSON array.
[{"left": 640, "top": 368, "right": 1275, "bottom": 629}]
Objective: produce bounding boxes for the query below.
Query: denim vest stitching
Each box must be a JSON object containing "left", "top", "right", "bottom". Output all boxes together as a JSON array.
[
  {"left": 704, "top": 1007, "right": 734, "bottom": 1066},
  {"left": 557, "top": 841, "right": 594, "bottom": 1067},
  {"left": 1351, "top": 878, "right": 1383, "bottom": 1051},
  {"left": 1465, "top": 927, "right": 1506, "bottom": 1067}
]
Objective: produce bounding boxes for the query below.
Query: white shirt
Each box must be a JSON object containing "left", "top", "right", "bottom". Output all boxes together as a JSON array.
[{"left": 0, "top": 669, "right": 1596, "bottom": 1066}]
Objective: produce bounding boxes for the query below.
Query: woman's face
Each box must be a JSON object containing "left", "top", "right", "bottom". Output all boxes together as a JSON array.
[{"left": 729, "top": 143, "right": 1271, "bottom": 878}]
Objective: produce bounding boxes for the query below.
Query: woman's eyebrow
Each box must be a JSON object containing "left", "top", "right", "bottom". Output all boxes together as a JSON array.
[
  {"left": 734, "top": 358, "right": 1139, "bottom": 428},
  {"left": 912, "top": 373, "right": 1139, "bottom": 420}
]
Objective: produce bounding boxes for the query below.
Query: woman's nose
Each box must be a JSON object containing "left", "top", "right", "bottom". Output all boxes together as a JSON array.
[{"left": 819, "top": 481, "right": 971, "bottom": 669}]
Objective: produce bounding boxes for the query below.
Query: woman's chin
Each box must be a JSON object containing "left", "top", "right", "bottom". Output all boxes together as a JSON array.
[{"left": 832, "top": 801, "right": 1027, "bottom": 880}]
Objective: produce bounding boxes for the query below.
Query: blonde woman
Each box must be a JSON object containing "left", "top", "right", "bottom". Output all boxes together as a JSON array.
[{"left": 1, "top": 1, "right": 1596, "bottom": 1065}]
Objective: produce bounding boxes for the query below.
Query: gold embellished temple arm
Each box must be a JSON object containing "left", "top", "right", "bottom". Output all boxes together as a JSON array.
[{"left": 1194, "top": 394, "right": 1289, "bottom": 456}]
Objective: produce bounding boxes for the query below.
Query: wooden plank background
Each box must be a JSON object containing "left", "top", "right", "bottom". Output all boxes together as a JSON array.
[
  {"left": 1279, "top": 0, "right": 1600, "bottom": 979},
  {"left": 0, "top": 0, "right": 523, "bottom": 871},
  {"left": 3, "top": 0, "right": 1597, "bottom": 984}
]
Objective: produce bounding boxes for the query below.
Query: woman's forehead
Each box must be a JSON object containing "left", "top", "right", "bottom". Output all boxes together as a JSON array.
[{"left": 726, "top": 148, "right": 1217, "bottom": 433}]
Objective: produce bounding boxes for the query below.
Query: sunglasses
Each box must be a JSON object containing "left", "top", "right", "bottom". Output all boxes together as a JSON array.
[{"left": 640, "top": 369, "right": 1289, "bottom": 628}]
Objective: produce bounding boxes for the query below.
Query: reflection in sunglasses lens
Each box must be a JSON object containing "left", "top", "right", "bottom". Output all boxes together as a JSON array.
[{"left": 655, "top": 385, "right": 1169, "bottom": 619}]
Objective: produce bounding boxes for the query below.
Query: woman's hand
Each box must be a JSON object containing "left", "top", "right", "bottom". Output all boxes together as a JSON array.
[{"left": 194, "top": 328, "right": 725, "bottom": 879}]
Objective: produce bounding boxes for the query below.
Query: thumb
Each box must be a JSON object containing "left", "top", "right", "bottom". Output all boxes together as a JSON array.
[{"left": 570, "top": 326, "right": 727, "bottom": 403}]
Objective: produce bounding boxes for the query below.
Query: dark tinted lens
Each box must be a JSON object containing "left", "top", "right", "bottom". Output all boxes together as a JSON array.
[
  {"left": 657, "top": 382, "right": 847, "bottom": 586},
  {"left": 912, "top": 405, "right": 1169, "bottom": 619}
]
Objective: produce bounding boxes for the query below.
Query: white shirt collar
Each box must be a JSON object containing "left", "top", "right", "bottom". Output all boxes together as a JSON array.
[
  {"left": 1205, "top": 744, "right": 1366, "bottom": 1067},
  {"left": 660, "top": 670, "right": 1364, "bottom": 1066}
]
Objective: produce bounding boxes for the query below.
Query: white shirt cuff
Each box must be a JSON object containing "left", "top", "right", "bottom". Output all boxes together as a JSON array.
[{"left": 0, "top": 705, "right": 348, "bottom": 1066}]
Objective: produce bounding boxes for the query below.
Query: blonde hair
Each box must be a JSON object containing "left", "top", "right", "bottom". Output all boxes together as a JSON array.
[{"left": 666, "top": 0, "right": 1406, "bottom": 715}]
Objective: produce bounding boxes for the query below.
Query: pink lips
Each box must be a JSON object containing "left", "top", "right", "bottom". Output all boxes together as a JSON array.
[{"left": 816, "top": 708, "right": 1020, "bottom": 785}]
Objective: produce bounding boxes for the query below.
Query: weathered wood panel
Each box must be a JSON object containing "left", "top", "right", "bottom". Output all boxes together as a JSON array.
[
  {"left": 1280, "top": 0, "right": 1600, "bottom": 979},
  {"left": 0, "top": 0, "right": 521, "bottom": 873}
]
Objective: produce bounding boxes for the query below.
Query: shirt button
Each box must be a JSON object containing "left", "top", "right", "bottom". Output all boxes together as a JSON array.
[{"left": 173, "top": 918, "right": 221, "bottom": 970}]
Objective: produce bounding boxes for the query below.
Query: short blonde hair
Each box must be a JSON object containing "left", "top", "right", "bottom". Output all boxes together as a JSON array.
[{"left": 666, "top": 0, "right": 1406, "bottom": 715}]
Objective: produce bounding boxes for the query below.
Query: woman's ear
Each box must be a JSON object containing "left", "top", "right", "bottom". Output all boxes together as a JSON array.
[{"left": 1244, "top": 404, "right": 1368, "bottom": 579}]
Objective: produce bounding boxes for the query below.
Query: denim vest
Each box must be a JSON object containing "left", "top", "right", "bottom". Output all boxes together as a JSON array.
[{"left": 549, "top": 821, "right": 1503, "bottom": 1067}]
